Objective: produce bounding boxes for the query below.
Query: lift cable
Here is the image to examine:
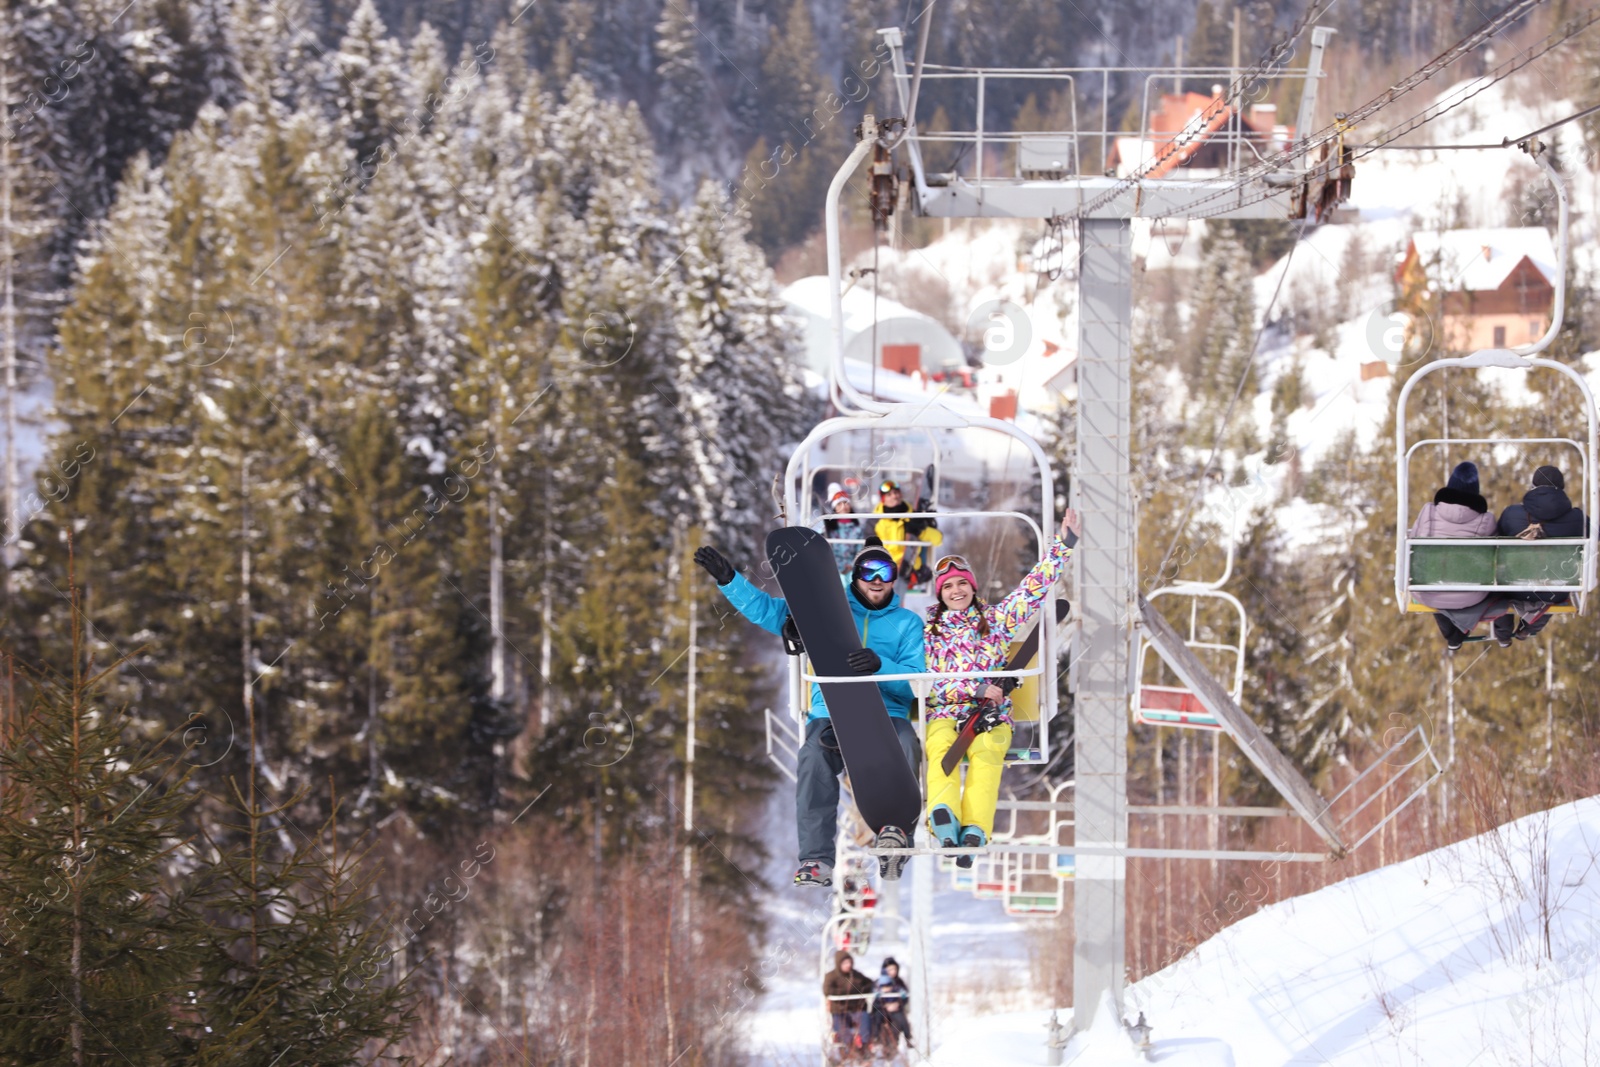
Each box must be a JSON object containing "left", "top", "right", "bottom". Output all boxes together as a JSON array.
[
  {"left": 1071, "top": 0, "right": 1346, "bottom": 219},
  {"left": 1176, "top": 0, "right": 1598, "bottom": 222},
  {"left": 1356, "top": 97, "right": 1600, "bottom": 151}
]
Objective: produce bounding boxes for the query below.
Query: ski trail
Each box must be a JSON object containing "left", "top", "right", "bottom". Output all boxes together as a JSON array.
[{"left": 743, "top": 785, "right": 1053, "bottom": 1066}]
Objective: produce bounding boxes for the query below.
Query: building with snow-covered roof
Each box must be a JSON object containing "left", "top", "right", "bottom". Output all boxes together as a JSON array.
[
  {"left": 781, "top": 276, "right": 967, "bottom": 379},
  {"left": 1397, "top": 227, "right": 1557, "bottom": 353}
]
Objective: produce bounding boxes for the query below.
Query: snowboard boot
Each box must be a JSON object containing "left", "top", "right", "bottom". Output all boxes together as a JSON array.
[
  {"left": 874, "top": 825, "right": 911, "bottom": 881},
  {"left": 955, "top": 826, "right": 987, "bottom": 870},
  {"left": 794, "top": 860, "right": 833, "bottom": 887},
  {"left": 928, "top": 804, "right": 961, "bottom": 848}
]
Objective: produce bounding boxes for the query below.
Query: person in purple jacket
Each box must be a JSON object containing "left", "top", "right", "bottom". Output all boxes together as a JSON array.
[{"left": 1409, "top": 461, "right": 1497, "bottom": 650}]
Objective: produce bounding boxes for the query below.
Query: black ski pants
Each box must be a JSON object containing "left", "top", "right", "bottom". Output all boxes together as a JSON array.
[{"left": 797, "top": 716, "right": 921, "bottom": 867}]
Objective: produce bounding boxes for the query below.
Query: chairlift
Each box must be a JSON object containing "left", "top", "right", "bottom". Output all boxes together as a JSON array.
[
  {"left": 1134, "top": 520, "right": 1247, "bottom": 731},
  {"left": 1394, "top": 144, "right": 1599, "bottom": 616}
]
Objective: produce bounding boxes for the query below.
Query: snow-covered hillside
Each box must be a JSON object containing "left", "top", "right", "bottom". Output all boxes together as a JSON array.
[{"left": 914, "top": 794, "right": 1600, "bottom": 1067}]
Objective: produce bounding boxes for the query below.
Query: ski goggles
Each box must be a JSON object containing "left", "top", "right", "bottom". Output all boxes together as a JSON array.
[
  {"left": 853, "top": 558, "right": 898, "bottom": 583},
  {"left": 933, "top": 555, "right": 974, "bottom": 576},
  {"left": 878, "top": 480, "right": 901, "bottom": 496}
]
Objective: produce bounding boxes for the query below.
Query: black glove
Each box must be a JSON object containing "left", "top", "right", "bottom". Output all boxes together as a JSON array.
[
  {"left": 1063, "top": 528, "right": 1078, "bottom": 550},
  {"left": 966, "top": 702, "right": 1005, "bottom": 734},
  {"left": 781, "top": 615, "right": 805, "bottom": 656},
  {"left": 989, "top": 675, "right": 1020, "bottom": 697},
  {"left": 693, "top": 545, "right": 735, "bottom": 586},
  {"left": 847, "top": 647, "right": 882, "bottom": 675},
  {"left": 905, "top": 498, "right": 935, "bottom": 536}
]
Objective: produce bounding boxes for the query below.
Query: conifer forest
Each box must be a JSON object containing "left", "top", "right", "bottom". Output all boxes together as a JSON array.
[{"left": 3, "top": 0, "right": 1600, "bottom": 1063}]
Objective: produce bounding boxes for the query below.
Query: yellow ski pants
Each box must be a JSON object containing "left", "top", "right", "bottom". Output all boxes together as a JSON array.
[{"left": 924, "top": 717, "right": 1012, "bottom": 839}]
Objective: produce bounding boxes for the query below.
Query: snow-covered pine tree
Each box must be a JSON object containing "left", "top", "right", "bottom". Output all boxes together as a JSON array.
[
  {"left": 1183, "top": 232, "right": 1259, "bottom": 455},
  {"left": 326, "top": 0, "right": 408, "bottom": 184},
  {"left": 668, "top": 180, "right": 811, "bottom": 543},
  {"left": 654, "top": 0, "right": 711, "bottom": 149},
  {"left": 225, "top": 0, "right": 325, "bottom": 111},
  {"left": 23, "top": 153, "right": 185, "bottom": 699}
]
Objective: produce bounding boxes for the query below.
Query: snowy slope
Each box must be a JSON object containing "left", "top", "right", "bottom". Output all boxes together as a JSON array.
[
  {"left": 915, "top": 794, "right": 1600, "bottom": 1066},
  {"left": 743, "top": 785, "right": 1053, "bottom": 1067}
]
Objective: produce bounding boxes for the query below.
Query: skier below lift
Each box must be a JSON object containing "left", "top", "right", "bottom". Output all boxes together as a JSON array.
[
  {"left": 693, "top": 537, "right": 926, "bottom": 888},
  {"left": 923, "top": 508, "right": 1080, "bottom": 867}
]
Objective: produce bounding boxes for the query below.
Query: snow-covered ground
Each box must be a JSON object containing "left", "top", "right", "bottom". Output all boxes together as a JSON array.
[
  {"left": 743, "top": 785, "right": 1055, "bottom": 1067},
  {"left": 900, "top": 793, "right": 1600, "bottom": 1067}
]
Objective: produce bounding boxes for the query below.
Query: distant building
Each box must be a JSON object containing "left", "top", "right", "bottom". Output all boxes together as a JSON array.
[
  {"left": 780, "top": 276, "right": 966, "bottom": 379},
  {"left": 1109, "top": 92, "right": 1291, "bottom": 178},
  {"left": 1396, "top": 228, "right": 1557, "bottom": 352}
]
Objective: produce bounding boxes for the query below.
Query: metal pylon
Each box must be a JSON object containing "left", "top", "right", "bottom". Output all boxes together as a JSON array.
[{"left": 1069, "top": 219, "right": 1135, "bottom": 1028}]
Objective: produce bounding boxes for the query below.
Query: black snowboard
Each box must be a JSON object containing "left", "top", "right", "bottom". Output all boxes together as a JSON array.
[
  {"left": 941, "top": 597, "right": 1072, "bottom": 775},
  {"left": 766, "top": 526, "right": 923, "bottom": 835}
]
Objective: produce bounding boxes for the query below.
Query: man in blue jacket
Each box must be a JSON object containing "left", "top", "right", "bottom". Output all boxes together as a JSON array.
[{"left": 694, "top": 538, "right": 925, "bottom": 888}]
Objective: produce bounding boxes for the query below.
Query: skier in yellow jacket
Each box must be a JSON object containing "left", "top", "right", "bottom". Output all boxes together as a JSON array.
[{"left": 873, "top": 480, "right": 942, "bottom": 589}]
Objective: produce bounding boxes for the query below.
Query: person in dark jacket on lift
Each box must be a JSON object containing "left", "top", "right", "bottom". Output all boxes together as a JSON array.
[
  {"left": 823, "top": 951, "right": 876, "bottom": 1051},
  {"left": 1493, "top": 464, "right": 1589, "bottom": 645}
]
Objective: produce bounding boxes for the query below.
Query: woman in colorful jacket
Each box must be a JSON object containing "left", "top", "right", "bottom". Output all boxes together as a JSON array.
[{"left": 924, "top": 508, "right": 1079, "bottom": 865}]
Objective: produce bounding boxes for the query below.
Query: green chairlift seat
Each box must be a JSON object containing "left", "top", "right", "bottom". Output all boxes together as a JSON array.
[{"left": 1407, "top": 538, "right": 1585, "bottom": 591}]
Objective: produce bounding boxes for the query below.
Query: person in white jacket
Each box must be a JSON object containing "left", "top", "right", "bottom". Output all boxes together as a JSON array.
[{"left": 1409, "top": 461, "right": 1497, "bottom": 650}]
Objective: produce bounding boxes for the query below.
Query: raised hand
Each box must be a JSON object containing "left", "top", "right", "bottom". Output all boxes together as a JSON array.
[
  {"left": 1060, "top": 507, "right": 1081, "bottom": 547},
  {"left": 693, "top": 545, "right": 735, "bottom": 586}
]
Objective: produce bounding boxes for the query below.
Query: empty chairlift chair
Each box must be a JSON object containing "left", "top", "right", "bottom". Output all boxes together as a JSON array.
[{"left": 1133, "top": 528, "right": 1247, "bottom": 730}]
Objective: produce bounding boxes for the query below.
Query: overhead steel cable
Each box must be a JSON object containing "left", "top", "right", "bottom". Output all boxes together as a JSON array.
[
  {"left": 1172, "top": 0, "right": 1598, "bottom": 221},
  {"left": 1069, "top": 0, "right": 1346, "bottom": 219},
  {"left": 1505, "top": 97, "right": 1600, "bottom": 143}
]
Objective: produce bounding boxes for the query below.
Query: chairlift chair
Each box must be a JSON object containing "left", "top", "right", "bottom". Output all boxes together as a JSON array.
[
  {"left": 1396, "top": 353, "right": 1599, "bottom": 616},
  {"left": 1133, "top": 518, "right": 1247, "bottom": 730},
  {"left": 1395, "top": 141, "right": 1598, "bottom": 617}
]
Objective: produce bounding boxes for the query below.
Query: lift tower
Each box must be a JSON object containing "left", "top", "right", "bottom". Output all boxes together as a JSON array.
[{"left": 877, "top": 26, "right": 1343, "bottom": 1030}]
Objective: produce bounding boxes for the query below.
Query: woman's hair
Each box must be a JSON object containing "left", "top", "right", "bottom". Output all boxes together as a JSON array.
[{"left": 926, "top": 598, "right": 989, "bottom": 642}]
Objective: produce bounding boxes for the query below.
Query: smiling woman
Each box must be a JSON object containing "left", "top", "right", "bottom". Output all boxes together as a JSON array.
[{"left": 923, "top": 509, "right": 1080, "bottom": 863}]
